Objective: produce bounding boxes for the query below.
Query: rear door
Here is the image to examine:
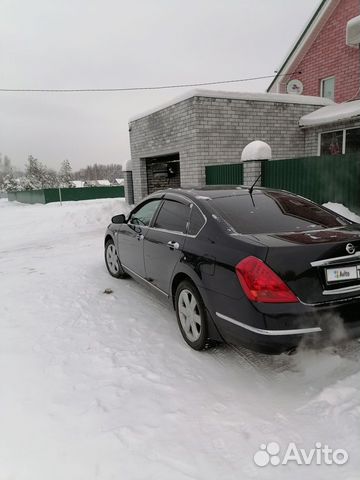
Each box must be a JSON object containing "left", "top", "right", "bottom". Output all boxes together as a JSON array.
[
  {"left": 144, "top": 197, "right": 191, "bottom": 294},
  {"left": 116, "top": 198, "right": 162, "bottom": 277}
]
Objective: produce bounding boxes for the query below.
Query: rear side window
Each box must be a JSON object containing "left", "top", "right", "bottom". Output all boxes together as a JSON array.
[
  {"left": 154, "top": 200, "right": 190, "bottom": 233},
  {"left": 188, "top": 204, "right": 206, "bottom": 236},
  {"left": 211, "top": 191, "right": 350, "bottom": 234}
]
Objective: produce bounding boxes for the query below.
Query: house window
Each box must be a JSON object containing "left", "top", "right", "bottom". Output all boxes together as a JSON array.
[
  {"left": 320, "top": 130, "right": 343, "bottom": 155},
  {"left": 320, "top": 77, "right": 335, "bottom": 100},
  {"left": 319, "top": 127, "right": 360, "bottom": 155},
  {"left": 345, "top": 127, "right": 360, "bottom": 153}
]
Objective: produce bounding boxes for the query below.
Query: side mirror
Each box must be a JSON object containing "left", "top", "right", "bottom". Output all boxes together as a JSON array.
[{"left": 112, "top": 214, "right": 126, "bottom": 224}]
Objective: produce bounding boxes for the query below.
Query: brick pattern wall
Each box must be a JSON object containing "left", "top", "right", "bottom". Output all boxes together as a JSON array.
[
  {"left": 192, "top": 97, "right": 315, "bottom": 168},
  {"left": 304, "top": 119, "right": 360, "bottom": 156},
  {"left": 279, "top": 0, "right": 360, "bottom": 103},
  {"left": 129, "top": 96, "right": 324, "bottom": 203},
  {"left": 129, "top": 98, "right": 197, "bottom": 203}
]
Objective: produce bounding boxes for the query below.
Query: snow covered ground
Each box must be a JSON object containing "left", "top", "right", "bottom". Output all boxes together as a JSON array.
[{"left": 0, "top": 198, "right": 359, "bottom": 480}]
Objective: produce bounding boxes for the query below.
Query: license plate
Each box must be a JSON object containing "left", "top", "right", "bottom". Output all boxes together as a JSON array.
[{"left": 326, "top": 265, "right": 359, "bottom": 283}]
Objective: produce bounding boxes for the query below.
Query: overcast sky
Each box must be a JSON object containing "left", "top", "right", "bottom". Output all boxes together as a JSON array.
[{"left": 1, "top": 0, "right": 320, "bottom": 172}]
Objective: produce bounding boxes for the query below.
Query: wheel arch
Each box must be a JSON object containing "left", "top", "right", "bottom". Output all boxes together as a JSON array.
[
  {"left": 104, "top": 233, "right": 114, "bottom": 246},
  {"left": 171, "top": 268, "right": 224, "bottom": 343},
  {"left": 171, "top": 272, "right": 193, "bottom": 307},
  {"left": 171, "top": 266, "right": 206, "bottom": 307}
]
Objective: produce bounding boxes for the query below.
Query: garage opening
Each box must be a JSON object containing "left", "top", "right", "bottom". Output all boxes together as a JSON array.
[{"left": 145, "top": 153, "right": 180, "bottom": 195}]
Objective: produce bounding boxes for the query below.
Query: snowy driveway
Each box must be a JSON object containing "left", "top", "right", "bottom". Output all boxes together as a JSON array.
[{"left": 0, "top": 198, "right": 359, "bottom": 480}]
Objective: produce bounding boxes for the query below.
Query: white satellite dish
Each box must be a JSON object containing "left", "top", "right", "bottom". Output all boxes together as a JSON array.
[{"left": 286, "top": 79, "right": 304, "bottom": 95}]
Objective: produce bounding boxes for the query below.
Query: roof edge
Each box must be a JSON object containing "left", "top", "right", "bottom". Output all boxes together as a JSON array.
[
  {"left": 129, "top": 89, "right": 333, "bottom": 122},
  {"left": 299, "top": 100, "right": 360, "bottom": 128},
  {"left": 267, "top": 0, "right": 330, "bottom": 92}
]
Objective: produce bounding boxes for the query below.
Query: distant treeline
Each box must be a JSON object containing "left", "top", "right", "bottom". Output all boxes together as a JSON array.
[
  {"left": 0, "top": 156, "right": 125, "bottom": 192},
  {"left": 73, "top": 163, "right": 123, "bottom": 182}
]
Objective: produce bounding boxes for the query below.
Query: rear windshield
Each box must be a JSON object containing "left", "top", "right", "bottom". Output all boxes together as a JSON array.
[{"left": 211, "top": 191, "right": 351, "bottom": 234}]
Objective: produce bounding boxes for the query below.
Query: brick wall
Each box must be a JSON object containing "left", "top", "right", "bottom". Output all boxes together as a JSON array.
[
  {"left": 280, "top": 0, "right": 360, "bottom": 103},
  {"left": 129, "top": 95, "right": 326, "bottom": 203},
  {"left": 129, "top": 98, "right": 197, "bottom": 202}
]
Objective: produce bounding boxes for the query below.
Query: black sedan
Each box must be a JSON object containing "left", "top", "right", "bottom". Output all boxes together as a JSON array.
[{"left": 104, "top": 187, "right": 360, "bottom": 354}]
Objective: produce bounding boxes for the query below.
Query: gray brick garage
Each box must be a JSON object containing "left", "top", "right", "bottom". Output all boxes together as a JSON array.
[{"left": 128, "top": 90, "right": 331, "bottom": 203}]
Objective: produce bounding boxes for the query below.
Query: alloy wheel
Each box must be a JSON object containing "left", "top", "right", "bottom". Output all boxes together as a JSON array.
[
  {"left": 106, "top": 243, "right": 120, "bottom": 275},
  {"left": 178, "top": 289, "right": 202, "bottom": 342}
]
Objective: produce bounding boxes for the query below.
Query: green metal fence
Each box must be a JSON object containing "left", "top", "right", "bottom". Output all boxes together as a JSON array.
[
  {"left": 8, "top": 190, "right": 46, "bottom": 204},
  {"left": 204, "top": 155, "right": 360, "bottom": 213},
  {"left": 8, "top": 186, "right": 125, "bottom": 204},
  {"left": 205, "top": 163, "right": 243, "bottom": 185},
  {"left": 262, "top": 154, "right": 360, "bottom": 213}
]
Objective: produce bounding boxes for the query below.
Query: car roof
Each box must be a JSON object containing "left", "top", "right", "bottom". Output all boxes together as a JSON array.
[{"left": 150, "top": 186, "right": 286, "bottom": 201}]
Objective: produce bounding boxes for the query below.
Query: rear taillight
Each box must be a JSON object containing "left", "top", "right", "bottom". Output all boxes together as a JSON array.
[{"left": 235, "top": 256, "right": 299, "bottom": 303}]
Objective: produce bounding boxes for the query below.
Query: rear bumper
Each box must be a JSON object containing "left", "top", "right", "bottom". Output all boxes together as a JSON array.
[{"left": 212, "top": 295, "right": 360, "bottom": 354}]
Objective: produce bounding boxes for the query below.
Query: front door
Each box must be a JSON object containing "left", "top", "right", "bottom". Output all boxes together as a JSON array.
[
  {"left": 144, "top": 198, "right": 191, "bottom": 294},
  {"left": 116, "top": 199, "right": 162, "bottom": 277}
]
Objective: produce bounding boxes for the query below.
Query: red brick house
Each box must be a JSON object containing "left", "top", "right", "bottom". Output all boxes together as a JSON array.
[{"left": 268, "top": 0, "right": 360, "bottom": 103}]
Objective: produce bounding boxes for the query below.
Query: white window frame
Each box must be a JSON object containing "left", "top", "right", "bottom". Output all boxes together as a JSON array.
[
  {"left": 318, "top": 128, "right": 345, "bottom": 156},
  {"left": 317, "top": 126, "right": 360, "bottom": 155},
  {"left": 320, "top": 76, "right": 336, "bottom": 100}
]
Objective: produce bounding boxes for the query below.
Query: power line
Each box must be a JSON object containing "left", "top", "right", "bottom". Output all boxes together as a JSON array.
[{"left": 0, "top": 72, "right": 298, "bottom": 93}]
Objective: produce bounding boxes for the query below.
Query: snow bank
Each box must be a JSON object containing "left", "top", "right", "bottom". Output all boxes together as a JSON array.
[
  {"left": 0, "top": 198, "right": 130, "bottom": 252},
  {"left": 0, "top": 198, "right": 359, "bottom": 479},
  {"left": 241, "top": 140, "right": 272, "bottom": 161},
  {"left": 300, "top": 100, "right": 360, "bottom": 127}
]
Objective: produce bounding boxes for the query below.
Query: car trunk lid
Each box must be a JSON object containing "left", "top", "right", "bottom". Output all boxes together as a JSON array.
[{"left": 252, "top": 226, "right": 360, "bottom": 304}]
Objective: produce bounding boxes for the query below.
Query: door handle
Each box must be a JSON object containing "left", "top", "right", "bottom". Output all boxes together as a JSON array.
[
  {"left": 137, "top": 234, "right": 144, "bottom": 241},
  {"left": 167, "top": 241, "right": 180, "bottom": 250}
]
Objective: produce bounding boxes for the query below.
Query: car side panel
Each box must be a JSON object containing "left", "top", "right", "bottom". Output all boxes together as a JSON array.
[
  {"left": 144, "top": 229, "right": 186, "bottom": 294},
  {"left": 116, "top": 223, "right": 147, "bottom": 277},
  {"left": 174, "top": 230, "right": 270, "bottom": 343}
]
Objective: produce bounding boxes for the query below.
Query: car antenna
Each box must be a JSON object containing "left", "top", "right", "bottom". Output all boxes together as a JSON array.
[{"left": 248, "top": 173, "right": 262, "bottom": 196}]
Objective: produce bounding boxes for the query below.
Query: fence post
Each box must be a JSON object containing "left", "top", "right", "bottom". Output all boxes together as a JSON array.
[
  {"left": 241, "top": 141, "right": 271, "bottom": 187},
  {"left": 242, "top": 159, "right": 268, "bottom": 186}
]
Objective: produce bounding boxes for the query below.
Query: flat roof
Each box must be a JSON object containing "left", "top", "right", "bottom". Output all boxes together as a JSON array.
[
  {"left": 300, "top": 100, "right": 360, "bottom": 127},
  {"left": 129, "top": 89, "right": 333, "bottom": 122}
]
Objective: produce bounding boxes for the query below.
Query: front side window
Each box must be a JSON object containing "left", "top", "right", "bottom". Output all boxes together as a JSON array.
[
  {"left": 320, "top": 130, "right": 343, "bottom": 155},
  {"left": 129, "top": 199, "right": 161, "bottom": 226},
  {"left": 153, "top": 200, "right": 190, "bottom": 233},
  {"left": 321, "top": 77, "right": 335, "bottom": 100}
]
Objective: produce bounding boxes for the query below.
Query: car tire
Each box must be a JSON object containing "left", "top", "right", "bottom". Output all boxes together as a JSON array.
[
  {"left": 175, "top": 280, "right": 212, "bottom": 351},
  {"left": 105, "top": 238, "right": 127, "bottom": 279}
]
